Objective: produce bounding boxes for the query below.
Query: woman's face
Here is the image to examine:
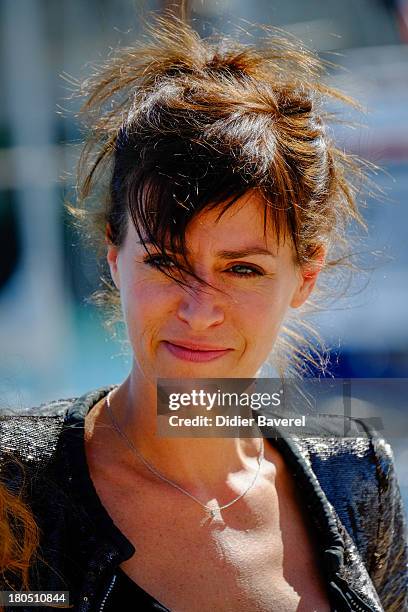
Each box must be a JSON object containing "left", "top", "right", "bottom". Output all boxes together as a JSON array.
[{"left": 107, "top": 191, "right": 319, "bottom": 381}]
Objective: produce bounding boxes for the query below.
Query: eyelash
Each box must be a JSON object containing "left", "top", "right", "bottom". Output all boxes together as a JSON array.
[{"left": 143, "top": 255, "right": 264, "bottom": 278}]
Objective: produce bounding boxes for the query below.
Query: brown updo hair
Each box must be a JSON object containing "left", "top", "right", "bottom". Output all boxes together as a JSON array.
[{"left": 73, "top": 13, "right": 367, "bottom": 375}]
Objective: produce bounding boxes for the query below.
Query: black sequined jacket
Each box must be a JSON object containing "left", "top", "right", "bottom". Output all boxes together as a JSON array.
[{"left": 0, "top": 387, "right": 407, "bottom": 612}]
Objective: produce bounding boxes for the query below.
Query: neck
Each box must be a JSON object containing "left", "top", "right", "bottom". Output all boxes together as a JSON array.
[{"left": 101, "top": 365, "right": 263, "bottom": 491}]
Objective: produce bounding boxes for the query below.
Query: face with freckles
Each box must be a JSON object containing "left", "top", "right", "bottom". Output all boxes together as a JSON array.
[{"left": 107, "top": 192, "right": 321, "bottom": 382}]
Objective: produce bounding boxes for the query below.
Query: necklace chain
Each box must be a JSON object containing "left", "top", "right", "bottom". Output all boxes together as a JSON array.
[{"left": 104, "top": 389, "right": 264, "bottom": 518}]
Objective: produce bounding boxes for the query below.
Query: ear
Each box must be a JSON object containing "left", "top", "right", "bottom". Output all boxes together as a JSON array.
[
  {"left": 290, "top": 246, "right": 326, "bottom": 309},
  {"left": 106, "top": 224, "right": 121, "bottom": 290}
]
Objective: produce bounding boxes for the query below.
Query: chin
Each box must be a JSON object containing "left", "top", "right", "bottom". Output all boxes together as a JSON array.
[{"left": 158, "top": 363, "right": 233, "bottom": 379}]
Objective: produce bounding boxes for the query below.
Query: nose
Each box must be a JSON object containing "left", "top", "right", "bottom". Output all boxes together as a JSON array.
[{"left": 176, "top": 283, "right": 225, "bottom": 330}]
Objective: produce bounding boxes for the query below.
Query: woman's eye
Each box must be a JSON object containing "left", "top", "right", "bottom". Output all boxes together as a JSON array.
[
  {"left": 227, "top": 264, "right": 263, "bottom": 277},
  {"left": 143, "top": 254, "right": 177, "bottom": 269}
]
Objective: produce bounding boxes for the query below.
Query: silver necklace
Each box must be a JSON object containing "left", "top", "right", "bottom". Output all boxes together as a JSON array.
[{"left": 105, "top": 389, "right": 264, "bottom": 519}]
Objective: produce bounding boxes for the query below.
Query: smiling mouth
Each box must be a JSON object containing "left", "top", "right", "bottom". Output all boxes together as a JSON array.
[{"left": 162, "top": 341, "right": 232, "bottom": 362}]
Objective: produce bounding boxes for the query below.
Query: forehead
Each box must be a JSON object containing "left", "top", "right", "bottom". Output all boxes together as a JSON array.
[
  {"left": 174, "top": 191, "right": 287, "bottom": 254},
  {"left": 126, "top": 189, "right": 292, "bottom": 258}
]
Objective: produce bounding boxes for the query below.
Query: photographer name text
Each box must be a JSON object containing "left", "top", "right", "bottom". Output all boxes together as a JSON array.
[{"left": 166, "top": 414, "right": 306, "bottom": 428}]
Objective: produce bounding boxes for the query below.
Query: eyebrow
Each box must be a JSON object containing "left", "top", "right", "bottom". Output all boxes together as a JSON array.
[{"left": 139, "top": 241, "right": 277, "bottom": 259}]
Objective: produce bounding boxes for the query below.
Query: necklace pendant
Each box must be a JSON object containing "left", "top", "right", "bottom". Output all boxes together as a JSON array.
[{"left": 208, "top": 508, "right": 216, "bottom": 518}]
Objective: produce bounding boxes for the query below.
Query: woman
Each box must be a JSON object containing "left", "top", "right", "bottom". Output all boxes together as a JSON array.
[{"left": 0, "top": 15, "right": 406, "bottom": 612}]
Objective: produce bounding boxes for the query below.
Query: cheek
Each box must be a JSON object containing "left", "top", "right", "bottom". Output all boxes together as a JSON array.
[
  {"left": 238, "top": 281, "right": 293, "bottom": 327},
  {"left": 120, "top": 276, "right": 174, "bottom": 338},
  {"left": 237, "top": 280, "right": 295, "bottom": 355}
]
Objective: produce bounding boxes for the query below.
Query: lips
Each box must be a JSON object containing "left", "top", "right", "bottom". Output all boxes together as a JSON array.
[
  {"left": 162, "top": 340, "right": 232, "bottom": 362},
  {"left": 166, "top": 340, "right": 229, "bottom": 351}
]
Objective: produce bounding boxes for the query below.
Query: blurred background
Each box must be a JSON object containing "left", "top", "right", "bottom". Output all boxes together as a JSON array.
[{"left": 0, "top": 0, "right": 407, "bottom": 501}]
